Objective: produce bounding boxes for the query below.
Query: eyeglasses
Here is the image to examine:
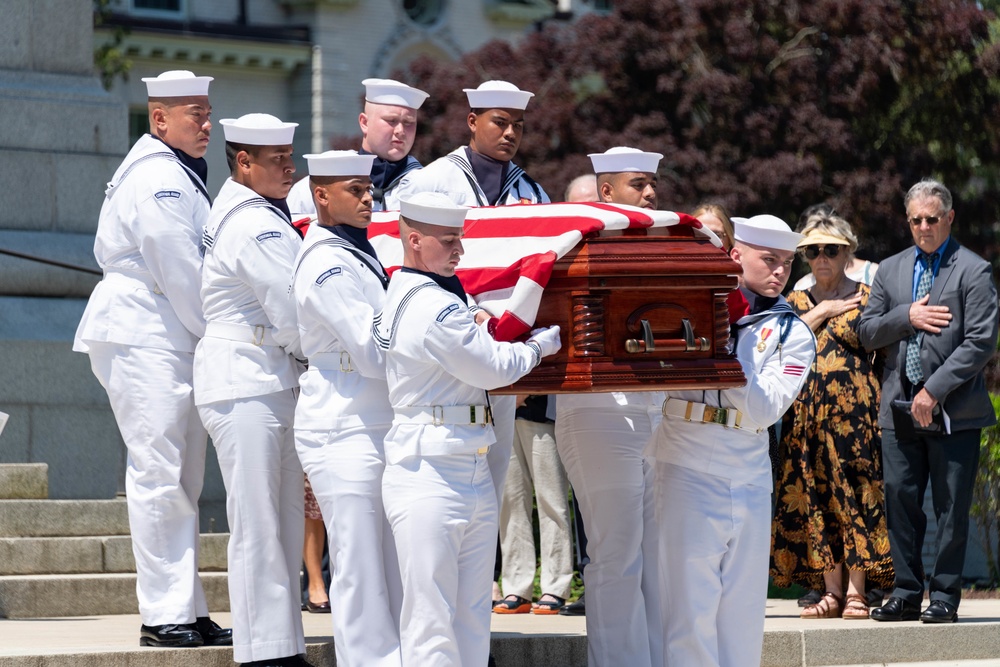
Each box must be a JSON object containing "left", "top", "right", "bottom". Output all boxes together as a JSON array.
[
  {"left": 801, "top": 245, "right": 842, "bottom": 260},
  {"left": 908, "top": 216, "right": 941, "bottom": 226}
]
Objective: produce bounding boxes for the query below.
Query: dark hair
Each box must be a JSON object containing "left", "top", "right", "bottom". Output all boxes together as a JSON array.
[{"left": 225, "top": 141, "right": 261, "bottom": 174}]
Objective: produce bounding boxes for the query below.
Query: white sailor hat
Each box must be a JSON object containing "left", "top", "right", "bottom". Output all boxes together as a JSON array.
[
  {"left": 732, "top": 214, "right": 802, "bottom": 252},
  {"left": 399, "top": 192, "right": 469, "bottom": 228},
  {"left": 464, "top": 81, "right": 534, "bottom": 111},
  {"left": 304, "top": 150, "right": 376, "bottom": 177},
  {"left": 588, "top": 146, "right": 663, "bottom": 175},
  {"left": 219, "top": 113, "right": 297, "bottom": 146},
  {"left": 142, "top": 70, "right": 212, "bottom": 98},
  {"left": 362, "top": 78, "right": 429, "bottom": 109}
]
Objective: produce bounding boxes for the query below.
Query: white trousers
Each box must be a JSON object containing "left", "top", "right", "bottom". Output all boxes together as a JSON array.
[
  {"left": 199, "top": 392, "right": 305, "bottom": 663},
  {"left": 296, "top": 425, "right": 402, "bottom": 667},
  {"left": 383, "top": 452, "right": 497, "bottom": 667},
  {"left": 88, "top": 342, "right": 209, "bottom": 626},
  {"left": 499, "top": 419, "right": 573, "bottom": 599},
  {"left": 555, "top": 405, "right": 662, "bottom": 667},
  {"left": 655, "top": 461, "right": 771, "bottom": 667}
]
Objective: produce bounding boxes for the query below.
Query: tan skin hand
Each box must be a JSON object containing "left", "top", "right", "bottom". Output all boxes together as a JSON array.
[
  {"left": 474, "top": 309, "right": 492, "bottom": 326},
  {"left": 801, "top": 294, "right": 863, "bottom": 332},
  {"left": 911, "top": 387, "right": 939, "bottom": 428},
  {"left": 909, "top": 294, "right": 952, "bottom": 334}
]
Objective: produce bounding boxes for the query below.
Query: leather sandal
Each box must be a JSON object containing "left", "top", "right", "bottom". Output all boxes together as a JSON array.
[
  {"left": 842, "top": 593, "right": 870, "bottom": 619},
  {"left": 493, "top": 594, "right": 531, "bottom": 614},
  {"left": 800, "top": 591, "right": 843, "bottom": 619},
  {"left": 532, "top": 595, "right": 566, "bottom": 615}
]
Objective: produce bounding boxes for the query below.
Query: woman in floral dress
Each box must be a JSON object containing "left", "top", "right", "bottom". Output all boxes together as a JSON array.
[{"left": 770, "top": 213, "right": 893, "bottom": 620}]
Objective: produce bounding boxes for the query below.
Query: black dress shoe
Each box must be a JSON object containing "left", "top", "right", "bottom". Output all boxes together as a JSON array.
[
  {"left": 139, "top": 623, "right": 204, "bottom": 647},
  {"left": 304, "top": 599, "right": 331, "bottom": 613},
  {"left": 195, "top": 617, "right": 233, "bottom": 646},
  {"left": 559, "top": 592, "right": 585, "bottom": 616},
  {"left": 242, "top": 657, "right": 315, "bottom": 667},
  {"left": 870, "top": 596, "right": 921, "bottom": 622},
  {"left": 920, "top": 600, "right": 958, "bottom": 623}
]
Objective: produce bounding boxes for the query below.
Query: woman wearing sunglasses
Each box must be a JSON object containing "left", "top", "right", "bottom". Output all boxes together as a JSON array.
[{"left": 770, "top": 214, "right": 894, "bottom": 620}]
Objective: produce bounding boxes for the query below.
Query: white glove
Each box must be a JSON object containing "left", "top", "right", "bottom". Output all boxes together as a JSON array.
[{"left": 527, "top": 325, "right": 562, "bottom": 359}]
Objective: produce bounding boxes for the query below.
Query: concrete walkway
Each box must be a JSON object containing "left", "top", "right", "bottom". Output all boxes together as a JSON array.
[{"left": 2, "top": 598, "right": 1000, "bottom": 666}]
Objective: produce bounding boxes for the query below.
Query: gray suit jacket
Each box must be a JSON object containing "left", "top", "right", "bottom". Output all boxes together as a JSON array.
[{"left": 858, "top": 236, "right": 998, "bottom": 431}]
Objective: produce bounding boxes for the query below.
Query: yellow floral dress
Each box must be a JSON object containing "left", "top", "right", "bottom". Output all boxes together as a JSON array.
[{"left": 770, "top": 284, "right": 894, "bottom": 591}]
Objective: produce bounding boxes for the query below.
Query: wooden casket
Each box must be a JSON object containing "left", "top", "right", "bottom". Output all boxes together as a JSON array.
[{"left": 492, "top": 224, "right": 745, "bottom": 394}]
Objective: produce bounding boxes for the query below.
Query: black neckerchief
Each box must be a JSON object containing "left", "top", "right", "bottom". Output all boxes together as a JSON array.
[
  {"left": 328, "top": 223, "right": 378, "bottom": 261},
  {"left": 743, "top": 287, "right": 779, "bottom": 315},
  {"left": 262, "top": 196, "right": 297, "bottom": 236},
  {"left": 150, "top": 134, "right": 209, "bottom": 186},
  {"left": 362, "top": 148, "right": 411, "bottom": 193},
  {"left": 465, "top": 146, "right": 509, "bottom": 206},
  {"left": 400, "top": 267, "right": 467, "bottom": 305}
]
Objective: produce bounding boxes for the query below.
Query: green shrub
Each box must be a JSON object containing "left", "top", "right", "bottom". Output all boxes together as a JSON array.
[{"left": 971, "top": 393, "right": 1000, "bottom": 585}]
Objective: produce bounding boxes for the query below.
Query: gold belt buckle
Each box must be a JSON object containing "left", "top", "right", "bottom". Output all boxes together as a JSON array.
[
  {"left": 339, "top": 351, "right": 353, "bottom": 373},
  {"left": 702, "top": 406, "right": 729, "bottom": 426},
  {"left": 432, "top": 405, "right": 444, "bottom": 426},
  {"left": 476, "top": 446, "right": 489, "bottom": 455},
  {"left": 252, "top": 324, "right": 266, "bottom": 346}
]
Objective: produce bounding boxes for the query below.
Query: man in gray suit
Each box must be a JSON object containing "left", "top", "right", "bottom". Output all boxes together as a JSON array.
[{"left": 859, "top": 179, "right": 998, "bottom": 623}]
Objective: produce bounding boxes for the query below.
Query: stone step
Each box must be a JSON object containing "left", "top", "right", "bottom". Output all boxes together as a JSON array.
[
  {"left": 0, "top": 463, "right": 48, "bottom": 499},
  {"left": 0, "top": 499, "right": 129, "bottom": 537},
  {"left": 0, "top": 572, "right": 230, "bottom": 619},
  {"left": 0, "top": 533, "right": 228, "bottom": 575}
]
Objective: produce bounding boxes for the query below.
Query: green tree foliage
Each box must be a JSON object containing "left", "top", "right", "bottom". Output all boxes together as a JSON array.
[
  {"left": 93, "top": 0, "right": 131, "bottom": 91},
  {"left": 404, "top": 0, "right": 1000, "bottom": 262}
]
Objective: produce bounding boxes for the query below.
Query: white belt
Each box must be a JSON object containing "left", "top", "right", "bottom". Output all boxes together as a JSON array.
[
  {"left": 394, "top": 405, "right": 492, "bottom": 427},
  {"left": 661, "top": 397, "right": 762, "bottom": 433},
  {"left": 309, "top": 351, "right": 355, "bottom": 373},
  {"left": 204, "top": 321, "right": 278, "bottom": 347},
  {"left": 103, "top": 269, "right": 162, "bottom": 295}
]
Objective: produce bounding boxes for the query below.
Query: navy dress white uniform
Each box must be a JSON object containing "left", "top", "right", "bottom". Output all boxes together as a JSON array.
[
  {"left": 194, "top": 114, "right": 308, "bottom": 665},
  {"left": 648, "top": 215, "right": 816, "bottom": 667},
  {"left": 553, "top": 148, "right": 666, "bottom": 667},
  {"left": 394, "top": 80, "right": 550, "bottom": 509},
  {"left": 287, "top": 78, "right": 428, "bottom": 215},
  {"left": 292, "top": 151, "right": 402, "bottom": 667},
  {"left": 376, "top": 193, "right": 561, "bottom": 667},
  {"left": 73, "top": 70, "right": 227, "bottom": 646}
]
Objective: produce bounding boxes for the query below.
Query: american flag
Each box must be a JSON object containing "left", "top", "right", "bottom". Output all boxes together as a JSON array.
[{"left": 296, "top": 202, "right": 721, "bottom": 342}]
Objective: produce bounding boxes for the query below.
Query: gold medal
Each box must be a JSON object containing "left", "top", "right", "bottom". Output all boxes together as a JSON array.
[{"left": 757, "top": 327, "right": 773, "bottom": 353}]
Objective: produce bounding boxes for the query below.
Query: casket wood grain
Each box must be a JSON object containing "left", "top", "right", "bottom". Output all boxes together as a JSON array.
[{"left": 493, "top": 226, "right": 747, "bottom": 394}]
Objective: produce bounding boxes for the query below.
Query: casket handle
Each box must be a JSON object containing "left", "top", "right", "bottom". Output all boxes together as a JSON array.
[{"left": 625, "top": 317, "right": 711, "bottom": 354}]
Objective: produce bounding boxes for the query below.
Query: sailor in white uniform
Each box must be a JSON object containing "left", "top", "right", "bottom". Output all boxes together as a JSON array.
[
  {"left": 194, "top": 114, "right": 311, "bottom": 667},
  {"left": 287, "top": 78, "right": 428, "bottom": 215},
  {"left": 393, "top": 81, "right": 551, "bottom": 548},
  {"left": 291, "top": 150, "right": 401, "bottom": 667},
  {"left": 376, "top": 192, "right": 561, "bottom": 667},
  {"left": 649, "top": 215, "right": 816, "bottom": 667},
  {"left": 73, "top": 70, "right": 230, "bottom": 649},
  {"left": 553, "top": 147, "right": 666, "bottom": 667}
]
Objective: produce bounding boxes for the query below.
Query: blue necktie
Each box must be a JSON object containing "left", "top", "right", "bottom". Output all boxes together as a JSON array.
[{"left": 905, "top": 252, "right": 938, "bottom": 384}]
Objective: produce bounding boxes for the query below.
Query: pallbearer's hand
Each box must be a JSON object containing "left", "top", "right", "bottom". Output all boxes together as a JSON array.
[{"left": 527, "top": 326, "right": 562, "bottom": 358}]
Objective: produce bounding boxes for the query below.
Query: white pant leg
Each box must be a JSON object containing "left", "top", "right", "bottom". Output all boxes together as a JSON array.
[
  {"left": 88, "top": 342, "right": 208, "bottom": 626},
  {"left": 555, "top": 406, "right": 656, "bottom": 667},
  {"left": 383, "top": 453, "right": 497, "bottom": 667},
  {"left": 499, "top": 420, "right": 536, "bottom": 598},
  {"left": 718, "top": 481, "right": 771, "bottom": 667},
  {"left": 655, "top": 461, "right": 769, "bottom": 667},
  {"left": 296, "top": 426, "right": 401, "bottom": 667},
  {"left": 523, "top": 420, "right": 573, "bottom": 598},
  {"left": 488, "top": 394, "right": 516, "bottom": 504},
  {"left": 200, "top": 392, "right": 305, "bottom": 663}
]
